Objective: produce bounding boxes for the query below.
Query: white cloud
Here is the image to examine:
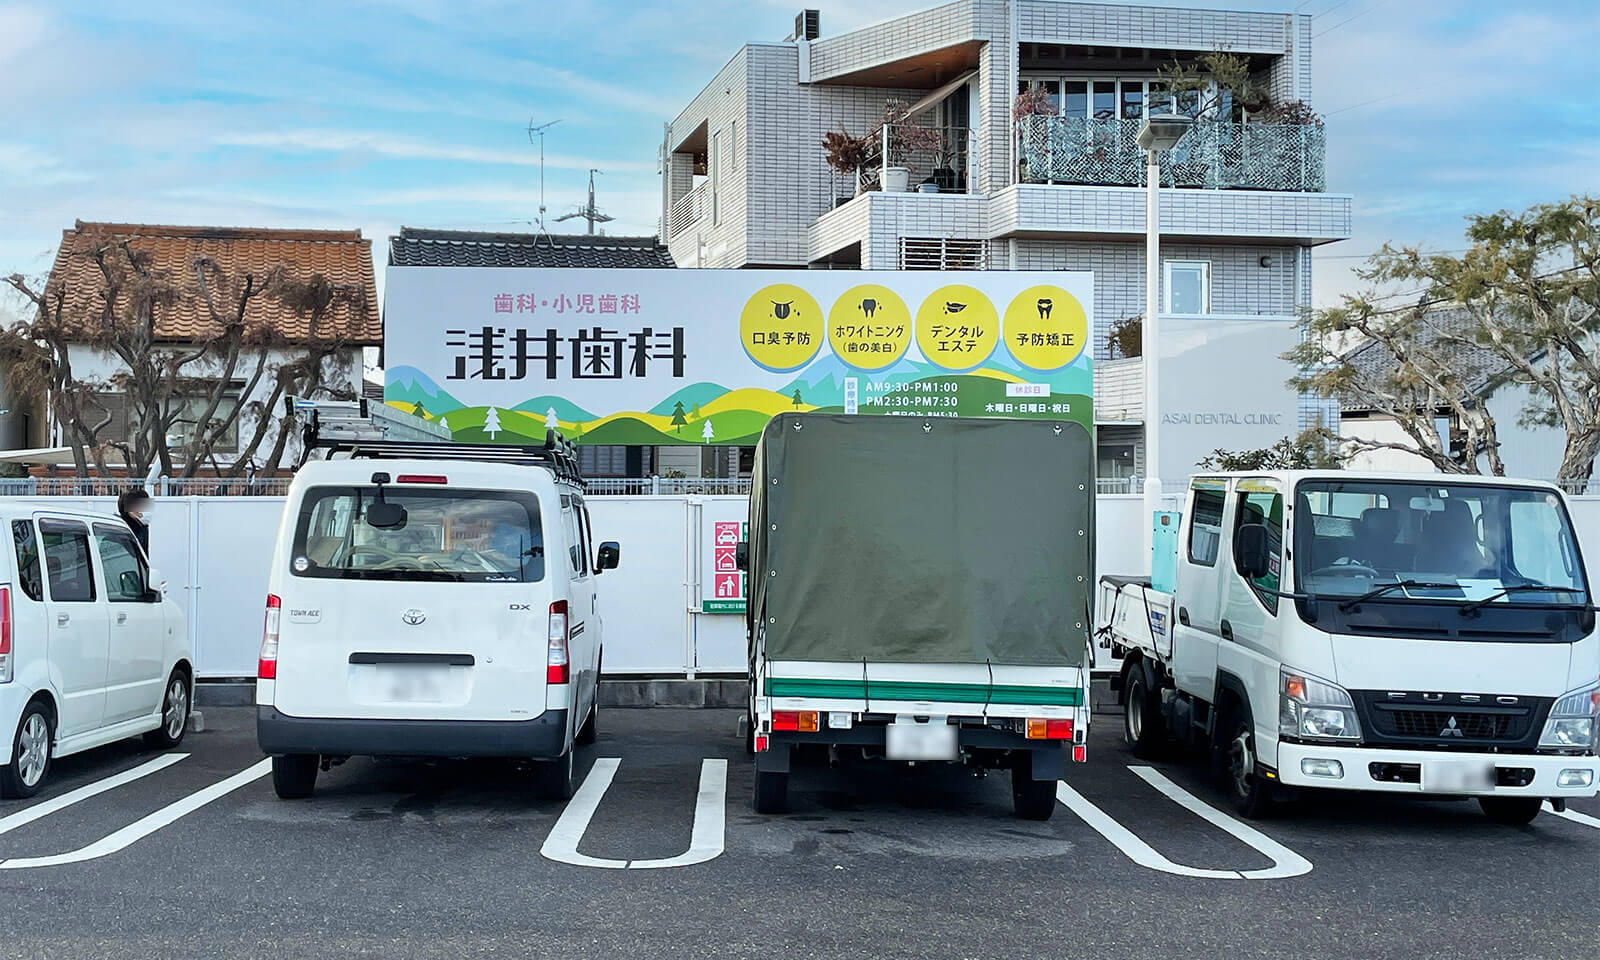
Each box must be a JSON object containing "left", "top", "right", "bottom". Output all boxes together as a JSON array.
[
  {"left": 212, "top": 129, "right": 656, "bottom": 173},
  {"left": 0, "top": 3, "right": 48, "bottom": 64}
]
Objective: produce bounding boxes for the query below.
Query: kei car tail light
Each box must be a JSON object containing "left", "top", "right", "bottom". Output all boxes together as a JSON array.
[
  {"left": 258, "top": 594, "right": 281, "bottom": 680},
  {"left": 547, "top": 600, "right": 569, "bottom": 684},
  {"left": 0, "top": 586, "right": 12, "bottom": 684}
]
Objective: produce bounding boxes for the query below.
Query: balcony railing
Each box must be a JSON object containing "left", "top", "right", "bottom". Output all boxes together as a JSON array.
[
  {"left": 820, "top": 124, "right": 977, "bottom": 213},
  {"left": 668, "top": 180, "right": 709, "bottom": 238},
  {"left": 1017, "top": 117, "right": 1326, "bottom": 193}
]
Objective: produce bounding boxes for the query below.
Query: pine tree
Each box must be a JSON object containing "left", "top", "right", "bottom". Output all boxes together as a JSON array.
[
  {"left": 484, "top": 406, "right": 503, "bottom": 439},
  {"left": 671, "top": 401, "right": 687, "bottom": 434},
  {"left": 791, "top": 389, "right": 803, "bottom": 408},
  {"left": 689, "top": 402, "right": 702, "bottom": 419},
  {"left": 701, "top": 418, "right": 715, "bottom": 443}
]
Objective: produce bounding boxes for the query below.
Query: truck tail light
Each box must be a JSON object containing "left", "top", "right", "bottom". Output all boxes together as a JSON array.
[
  {"left": 0, "top": 585, "right": 12, "bottom": 684},
  {"left": 1025, "top": 718, "right": 1074, "bottom": 740},
  {"left": 1073, "top": 745, "right": 1087, "bottom": 763},
  {"left": 547, "top": 600, "right": 569, "bottom": 684},
  {"left": 771, "top": 710, "right": 818, "bottom": 732},
  {"left": 258, "top": 594, "right": 281, "bottom": 680}
]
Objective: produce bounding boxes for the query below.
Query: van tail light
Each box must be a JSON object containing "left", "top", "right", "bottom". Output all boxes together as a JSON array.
[
  {"left": 547, "top": 600, "right": 569, "bottom": 684},
  {"left": 395, "top": 475, "right": 448, "bottom": 485},
  {"left": 258, "top": 594, "right": 281, "bottom": 680},
  {"left": 0, "top": 585, "right": 12, "bottom": 684}
]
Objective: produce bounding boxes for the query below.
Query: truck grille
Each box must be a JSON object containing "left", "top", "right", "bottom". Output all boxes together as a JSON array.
[{"left": 1351, "top": 691, "right": 1551, "bottom": 750}]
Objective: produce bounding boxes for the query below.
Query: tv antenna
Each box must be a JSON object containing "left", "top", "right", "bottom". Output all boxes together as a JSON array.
[
  {"left": 556, "top": 168, "right": 614, "bottom": 235},
  {"left": 526, "top": 118, "right": 563, "bottom": 230}
]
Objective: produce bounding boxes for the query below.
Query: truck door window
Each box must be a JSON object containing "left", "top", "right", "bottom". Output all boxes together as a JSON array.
[
  {"left": 1187, "top": 487, "right": 1226, "bottom": 566},
  {"left": 39, "top": 519, "right": 96, "bottom": 603},
  {"left": 1234, "top": 490, "right": 1283, "bottom": 612}
]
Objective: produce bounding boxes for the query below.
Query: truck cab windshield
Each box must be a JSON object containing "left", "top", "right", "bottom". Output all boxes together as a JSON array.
[{"left": 1294, "top": 479, "right": 1588, "bottom": 609}]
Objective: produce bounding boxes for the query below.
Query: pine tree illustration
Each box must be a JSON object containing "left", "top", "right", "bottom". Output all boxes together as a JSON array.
[
  {"left": 689, "top": 402, "right": 702, "bottom": 420},
  {"left": 791, "top": 389, "right": 803, "bottom": 408},
  {"left": 701, "top": 418, "right": 715, "bottom": 443},
  {"left": 484, "top": 406, "right": 503, "bottom": 439},
  {"left": 439, "top": 416, "right": 449, "bottom": 432},
  {"left": 671, "top": 401, "right": 687, "bottom": 434}
]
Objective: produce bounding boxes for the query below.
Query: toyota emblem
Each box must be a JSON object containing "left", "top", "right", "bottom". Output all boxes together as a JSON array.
[{"left": 401, "top": 609, "right": 427, "bottom": 626}]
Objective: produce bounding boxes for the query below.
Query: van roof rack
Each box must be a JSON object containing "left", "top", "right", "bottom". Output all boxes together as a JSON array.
[{"left": 304, "top": 431, "right": 586, "bottom": 486}]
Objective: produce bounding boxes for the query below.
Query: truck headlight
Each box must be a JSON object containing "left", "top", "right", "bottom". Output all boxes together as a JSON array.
[
  {"left": 1539, "top": 684, "right": 1600, "bottom": 751},
  {"left": 1280, "top": 668, "right": 1361, "bottom": 742}
]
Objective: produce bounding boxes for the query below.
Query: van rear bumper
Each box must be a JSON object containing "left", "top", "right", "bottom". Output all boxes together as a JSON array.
[{"left": 256, "top": 707, "right": 568, "bottom": 759}]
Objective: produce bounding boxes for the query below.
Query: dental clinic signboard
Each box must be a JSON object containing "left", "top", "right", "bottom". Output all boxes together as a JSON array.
[
  {"left": 383, "top": 268, "right": 1094, "bottom": 446},
  {"left": 1154, "top": 315, "right": 1302, "bottom": 480}
]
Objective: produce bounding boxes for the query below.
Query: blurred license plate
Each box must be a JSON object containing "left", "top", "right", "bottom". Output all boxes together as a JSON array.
[
  {"left": 379, "top": 665, "right": 444, "bottom": 703},
  {"left": 885, "top": 721, "right": 957, "bottom": 761},
  {"left": 1422, "top": 758, "right": 1495, "bottom": 792}
]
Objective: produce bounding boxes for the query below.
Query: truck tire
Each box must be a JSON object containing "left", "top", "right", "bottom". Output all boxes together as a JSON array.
[
  {"left": 1478, "top": 797, "right": 1542, "bottom": 825},
  {"left": 272, "top": 754, "right": 318, "bottom": 799},
  {"left": 1011, "top": 763, "right": 1058, "bottom": 821},
  {"left": 1123, "top": 666, "right": 1165, "bottom": 760},
  {"left": 534, "top": 749, "right": 576, "bottom": 801},
  {"left": 1224, "top": 709, "right": 1274, "bottom": 819},
  {"left": 753, "top": 769, "right": 789, "bottom": 814}
]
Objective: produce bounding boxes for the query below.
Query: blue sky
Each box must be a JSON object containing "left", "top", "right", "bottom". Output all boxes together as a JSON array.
[{"left": 2, "top": 0, "right": 1597, "bottom": 320}]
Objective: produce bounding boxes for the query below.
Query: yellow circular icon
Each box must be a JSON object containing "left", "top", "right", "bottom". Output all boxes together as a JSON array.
[
  {"left": 827, "top": 285, "right": 911, "bottom": 371},
  {"left": 914, "top": 285, "right": 999, "bottom": 371},
  {"left": 739, "top": 284, "right": 824, "bottom": 372},
  {"left": 1003, "top": 285, "right": 1088, "bottom": 371}
]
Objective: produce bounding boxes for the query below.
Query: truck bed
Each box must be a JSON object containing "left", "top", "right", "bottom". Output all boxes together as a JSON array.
[{"left": 1095, "top": 576, "right": 1174, "bottom": 662}]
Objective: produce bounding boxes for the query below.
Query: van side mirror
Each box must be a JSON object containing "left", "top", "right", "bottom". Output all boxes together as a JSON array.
[
  {"left": 735, "top": 541, "right": 749, "bottom": 572},
  {"left": 1234, "top": 523, "right": 1271, "bottom": 580},
  {"left": 596, "top": 541, "right": 620, "bottom": 571}
]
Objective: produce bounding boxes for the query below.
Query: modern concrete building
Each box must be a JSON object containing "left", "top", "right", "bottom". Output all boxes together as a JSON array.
[{"left": 661, "top": 1, "right": 1352, "bottom": 482}]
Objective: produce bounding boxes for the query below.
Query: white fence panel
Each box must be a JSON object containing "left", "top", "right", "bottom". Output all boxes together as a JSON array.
[
  {"left": 587, "top": 497, "right": 693, "bottom": 675},
  {"left": 8, "top": 491, "right": 1599, "bottom": 680}
]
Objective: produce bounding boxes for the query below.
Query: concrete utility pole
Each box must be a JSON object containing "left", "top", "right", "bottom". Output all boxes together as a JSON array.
[{"left": 556, "top": 169, "right": 615, "bottom": 235}]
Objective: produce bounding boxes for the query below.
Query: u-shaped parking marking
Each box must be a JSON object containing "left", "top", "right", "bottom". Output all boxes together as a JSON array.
[
  {"left": 1056, "top": 765, "right": 1312, "bottom": 880},
  {"left": 0, "top": 759, "right": 270, "bottom": 870},
  {"left": 0, "top": 754, "right": 188, "bottom": 839},
  {"left": 540, "top": 757, "right": 727, "bottom": 869}
]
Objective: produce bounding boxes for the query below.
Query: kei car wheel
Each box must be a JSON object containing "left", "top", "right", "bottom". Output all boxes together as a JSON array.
[
  {"left": 143, "top": 670, "right": 191, "bottom": 749},
  {"left": 1, "top": 703, "right": 53, "bottom": 799}
]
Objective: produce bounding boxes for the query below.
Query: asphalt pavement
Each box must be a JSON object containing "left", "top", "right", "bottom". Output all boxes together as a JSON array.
[{"left": 0, "top": 704, "right": 1594, "bottom": 960}]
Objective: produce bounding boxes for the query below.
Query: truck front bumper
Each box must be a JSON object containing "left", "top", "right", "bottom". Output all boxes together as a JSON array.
[{"left": 1276, "top": 741, "right": 1600, "bottom": 797}]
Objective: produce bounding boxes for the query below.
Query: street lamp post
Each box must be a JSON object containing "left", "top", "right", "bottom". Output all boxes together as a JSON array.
[{"left": 1135, "top": 114, "right": 1193, "bottom": 574}]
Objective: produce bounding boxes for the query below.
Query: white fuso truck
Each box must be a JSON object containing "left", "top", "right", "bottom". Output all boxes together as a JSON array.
[{"left": 1102, "top": 471, "right": 1600, "bottom": 824}]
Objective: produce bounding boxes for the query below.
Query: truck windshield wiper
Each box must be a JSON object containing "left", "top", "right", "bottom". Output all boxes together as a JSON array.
[
  {"left": 1337, "top": 580, "right": 1459, "bottom": 613},
  {"left": 1459, "top": 584, "right": 1583, "bottom": 615}
]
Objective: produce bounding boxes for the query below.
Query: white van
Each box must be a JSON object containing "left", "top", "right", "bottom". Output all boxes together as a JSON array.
[
  {"left": 255, "top": 439, "right": 617, "bottom": 800},
  {"left": 1, "top": 506, "right": 192, "bottom": 798}
]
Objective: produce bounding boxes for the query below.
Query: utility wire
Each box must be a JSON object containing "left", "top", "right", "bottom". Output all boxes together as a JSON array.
[{"left": 1314, "top": 0, "right": 1391, "bottom": 38}]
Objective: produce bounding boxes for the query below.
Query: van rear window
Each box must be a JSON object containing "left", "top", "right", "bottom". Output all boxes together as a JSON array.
[{"left": 291, "top": 487, "right": 544, "bottom": 583}]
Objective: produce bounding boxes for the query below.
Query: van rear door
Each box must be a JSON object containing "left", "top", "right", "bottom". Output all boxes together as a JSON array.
[{"left": 271, "top": 482, "right": 553, "bottom": 722}]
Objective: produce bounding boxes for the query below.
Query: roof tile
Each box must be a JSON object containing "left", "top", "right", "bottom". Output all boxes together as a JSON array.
[{"left": 388, "top": 227, "right": 675, "bottom": 269}]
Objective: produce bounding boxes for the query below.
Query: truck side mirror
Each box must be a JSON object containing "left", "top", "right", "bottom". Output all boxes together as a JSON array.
[
  {"left": 1234, "top": 523, "right": 1271, "bottom": 580},
  {"left": 596, "top": 541, "right": 620, "bottom": 571},
  {"left": 735, "top": 541, "right": 749, "bottom": 571}
]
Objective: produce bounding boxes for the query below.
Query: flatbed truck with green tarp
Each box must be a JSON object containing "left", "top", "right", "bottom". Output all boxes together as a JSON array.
[{"left": 738, "top": 413, "right": 1094, "bottom": 819}]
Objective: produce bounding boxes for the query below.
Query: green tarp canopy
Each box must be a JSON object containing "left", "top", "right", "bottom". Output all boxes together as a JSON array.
[{"left": 747, "top": 414, "right": 1093, "bottom": 668}]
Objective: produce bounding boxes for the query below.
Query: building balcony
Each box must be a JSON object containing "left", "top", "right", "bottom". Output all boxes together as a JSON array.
[
  {"left": 668, "top": 181, "right": 709, "bottom": 240},
  {"left": 1016, "top": 117, "right": 1327, "bottom": 193}
]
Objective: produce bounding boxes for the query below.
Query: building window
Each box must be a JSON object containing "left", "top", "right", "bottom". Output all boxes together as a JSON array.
[
  {"left": 1018, "top": 76, "right": 1195, "bottom": 121},
  {"left": 91, "top": 386, "right": 244, "bottom": 454},
  {"left": 710, "top": 129, "right": 721, "bottom": 226},
  {"left": 1164, "top": 260, "right": 1211, "bottom": 315}
]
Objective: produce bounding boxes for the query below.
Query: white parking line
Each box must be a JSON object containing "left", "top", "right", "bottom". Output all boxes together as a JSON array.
[
  {"left": 1548, "top": 802, "right": 1600, "bottom": 830},
  {"left": 0, "top": 754, "right": 187, "bottom": 838},
  {"left": 540, "top": 757, "right": 727, "bottom": 869},
  {"left": 0, "top": 759, "right": 270, "bottom": 871},
  {"left": 1055, "top": 766, "right": 1312, "bottom": 880}
]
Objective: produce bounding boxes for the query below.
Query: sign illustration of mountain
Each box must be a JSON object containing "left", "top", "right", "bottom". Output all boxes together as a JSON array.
[
  {"left": 484, "top": 406, "right": 502, "bottom": 439},
  {"left": 1037, "top": 298, "right": 1053, "bottom": 320},
  {"left": 859, "top": 298, "right": 878, "bottom": 317},
  {"left": 671, "top": 401, "right": 688, "bottom": 434},
  {"left": 545, "top": 407, "right": 559, "bottom": 430},
  {"left": 944, "top": 301, "right": 968, "bottom": 314},
  {"left": 772, "top": 301, "right": 794, "bottom": 319},
  {"left": 701, "top": 419, "right": 715, "bottom": 443}
]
